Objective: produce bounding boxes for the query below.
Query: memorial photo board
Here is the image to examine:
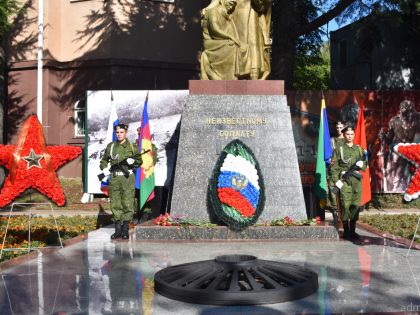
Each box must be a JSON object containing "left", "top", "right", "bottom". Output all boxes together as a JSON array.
[{"left": 86, "top": 90, "right": 188, "bottom": 194}]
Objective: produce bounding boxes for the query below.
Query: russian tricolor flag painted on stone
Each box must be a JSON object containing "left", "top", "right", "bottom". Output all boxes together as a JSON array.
[
  {"left": 101, "top": 101, "right": 119, "bottom": 196},
  {"left": 136, "top": 97, "right": 155, "bottom": 210}
]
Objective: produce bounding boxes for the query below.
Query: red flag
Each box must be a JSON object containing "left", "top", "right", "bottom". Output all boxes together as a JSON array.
[{"left": 354, "top": 98, "right": 371, "bottom": 205}]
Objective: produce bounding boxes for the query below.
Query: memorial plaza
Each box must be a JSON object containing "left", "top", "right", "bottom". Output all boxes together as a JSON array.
[{"left": 1, "top": 224, "right": 420, "bottom": 315}]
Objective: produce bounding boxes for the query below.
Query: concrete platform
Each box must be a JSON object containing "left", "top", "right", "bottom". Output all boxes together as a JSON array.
[{"left": 135, "top": 220, "right": 338, "bottom": 241}]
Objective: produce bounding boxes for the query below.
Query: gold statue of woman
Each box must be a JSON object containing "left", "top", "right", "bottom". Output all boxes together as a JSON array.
[{"left": 201, "top": 0, "right": 272, "bottom": 80}]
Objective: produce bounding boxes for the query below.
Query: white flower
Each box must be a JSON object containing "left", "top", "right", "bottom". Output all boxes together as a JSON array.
[
  {"left": 221, "top": 153, "right": 260, "bottom": 190},
  {"left": 404, "top": 194, "right": 413, "bottom": 202}
]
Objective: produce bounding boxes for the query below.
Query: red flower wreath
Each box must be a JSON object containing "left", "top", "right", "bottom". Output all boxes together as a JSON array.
[
  {"left": 218, "top": 187, "right": 255, "bottom": 218},
  {"left": 0, "top": 115, "right": 82, "bottom": 207}
]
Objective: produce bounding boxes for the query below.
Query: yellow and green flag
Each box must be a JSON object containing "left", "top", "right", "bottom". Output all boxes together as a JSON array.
[
  {"left": 135, "top": 97, "right": 155, "bottom": 210},
  {"left": 314, "top": 99, "right": 332, "bottom": 208}
]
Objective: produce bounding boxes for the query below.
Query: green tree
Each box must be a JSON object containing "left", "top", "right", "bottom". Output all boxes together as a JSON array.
[
  {"left": 293, "top": 41, "right": 330, "bottom": 90},
  {"left": 0, "top": 0, "right": 26, "bottom": 186},
  {"left": 271, "top": 0, "right": 420, "bottom": 89}
]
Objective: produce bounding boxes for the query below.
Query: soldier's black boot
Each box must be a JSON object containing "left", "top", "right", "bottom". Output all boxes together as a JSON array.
[
  {"left": 350, "top": 220, "right": 360, "bottom": 239},
  {"left": 122, "top": 221, "right": 130, "bottom": 240},
  {"left": 332, "top": 211, "right": 338, "bottom": 224},
  {"left": 342, "top": 221, "right": 350, "bottom": 239},
  {"left": 111, "top": 221, "right": 122, "bottom": 240}
]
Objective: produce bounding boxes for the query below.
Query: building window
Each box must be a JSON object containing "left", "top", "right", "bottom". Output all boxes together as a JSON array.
[
  {"left": 339, "top": 40, "right": 347, "bottom": 70},
  {"left": 75, "top": 99, "right": 86, "bottom": 137}
]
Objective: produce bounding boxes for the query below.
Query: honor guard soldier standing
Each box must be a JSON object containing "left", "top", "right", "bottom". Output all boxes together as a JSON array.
[
  {"left": 330, "top": 127, "right": 367, "bottom": 239},
  {"left": 327, "top": 122, "right": 346, "bottom": 223},
  {"left": 100, "top": 124, "right": 143, "bottom": 240}
]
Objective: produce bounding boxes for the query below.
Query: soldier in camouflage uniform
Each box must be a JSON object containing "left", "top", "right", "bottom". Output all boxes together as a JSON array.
[
  {"left": 100, "top": 124, "right": 143, "bottom": 240},
  {"left": 327, "top": 121, "right": 345, "bottom": 223},
  {"left": 330, "top": 127, "right": 367, "bottom": 239}
]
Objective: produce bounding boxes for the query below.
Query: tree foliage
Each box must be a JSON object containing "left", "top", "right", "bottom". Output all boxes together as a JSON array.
[
  {"left": 293, "top": 41, "right": 330, "bottom": 90},
  {"left": 353, "top": 1, "right": 420, "bottom": 61},
  {"left": 289, "top": 0, "right": 330, "bottom": 90},
  {"left": 271, "top": 0, "right": 420, "bottom": 89},
  {"left": 0, "top": 0, "right": 25, "bottom": 36}
]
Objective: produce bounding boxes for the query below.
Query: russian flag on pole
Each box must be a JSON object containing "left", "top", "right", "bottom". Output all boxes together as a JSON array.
[
  {"left": 354, "top": 97, "right": 371, "bottom": 205},
  {"left": 135, "top": 95, "right": 155, "bottom": 210},
  {"left": 100, "top": 95, "right": 119, "bottom": 196},
  {"left": 314, "top": 98, "right": 333, "bottom": 208}
]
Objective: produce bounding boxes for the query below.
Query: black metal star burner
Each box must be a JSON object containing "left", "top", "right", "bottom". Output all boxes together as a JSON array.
[{"left": 154, "top": 255, "right": 318, "bottom": 305}]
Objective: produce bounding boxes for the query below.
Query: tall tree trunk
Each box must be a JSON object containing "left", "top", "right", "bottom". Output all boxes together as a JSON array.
[
  {"left": 271, "top": 0, "right": 296, "bottom": 90},
  {"left": 0, "top": 36, "right": 5, "bottom": 188}
]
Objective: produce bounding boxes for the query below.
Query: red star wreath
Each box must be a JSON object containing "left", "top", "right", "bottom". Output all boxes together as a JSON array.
[
  {"left": 0, "top": 115, "right": 82, "bottom": 207},
  {"left": 393, "top": 143, "right": 420, "bottom": 202}
]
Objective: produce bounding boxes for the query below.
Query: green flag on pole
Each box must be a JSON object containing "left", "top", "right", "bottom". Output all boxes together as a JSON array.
[{"left": 314, "top": 99, "right": 332, "bottom": 208}]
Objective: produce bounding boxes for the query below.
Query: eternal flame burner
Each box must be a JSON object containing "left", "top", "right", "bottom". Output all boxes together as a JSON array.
[{"left": 154, "top": 254, "right": 318, "bottom": 305}]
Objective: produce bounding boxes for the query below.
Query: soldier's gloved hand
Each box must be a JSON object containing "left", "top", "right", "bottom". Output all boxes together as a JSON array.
[
  {"left": 126, "top": 158, "right": 135, "bottom": 165},
  {"left": 102, "top": 168, "right": 110, "bottom": 177},
  {"left": 335, "top": 180, "right": 343, "bottom": 189},
  {"left": 356, "top": 161, "right": 363, "bottom": 168}
]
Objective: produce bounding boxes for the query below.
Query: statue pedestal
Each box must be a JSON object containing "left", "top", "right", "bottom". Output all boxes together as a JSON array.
[{"left": 170, "top": 80, "right": 306, "bottom": 222}]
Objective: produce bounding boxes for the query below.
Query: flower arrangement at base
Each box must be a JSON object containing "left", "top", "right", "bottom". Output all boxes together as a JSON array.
[
  {"left": 209, "top": 139, "right": 265, "bottom": 230},
  {"left": 0, "top": 115, "right": 82, "bottom": 207},
  {"left": 154, "top": 214, "right": 216, "bottom": 227},
  {"left": 255, "top": 216, "right": 321, "bottom": 227},
  {"left": 393, "top": 143, "right": 420, "bottom": 202}
]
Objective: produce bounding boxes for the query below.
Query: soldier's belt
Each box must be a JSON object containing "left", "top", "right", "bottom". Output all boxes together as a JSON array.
[{"left": 114, "top": 170, "right": 133, "bottom": 176}]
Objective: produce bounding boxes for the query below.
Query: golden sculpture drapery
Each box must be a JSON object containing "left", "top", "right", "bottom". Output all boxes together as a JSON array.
[{"left": 201, "top": 0, "right": 272, "bottom": 81}]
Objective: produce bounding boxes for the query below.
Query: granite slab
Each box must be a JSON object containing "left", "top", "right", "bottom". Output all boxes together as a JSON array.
[
  {"left": 134, "top": 222, "right": 338, "bottom": 241},
  {"left": 170, "top": 82, "right": 307, "bottom": 222}
]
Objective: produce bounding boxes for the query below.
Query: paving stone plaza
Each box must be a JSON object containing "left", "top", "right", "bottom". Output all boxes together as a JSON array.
[{"left": 1, "top": 225, "right": 420, "bottom": 314}]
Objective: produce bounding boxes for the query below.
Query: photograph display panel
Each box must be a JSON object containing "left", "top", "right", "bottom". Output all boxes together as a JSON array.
[
  {"left": 289, "top": 90, "right": 420, "bottom": 193},
  {"left": 86, "top": 90, "right": 188, "bottom": 194}
]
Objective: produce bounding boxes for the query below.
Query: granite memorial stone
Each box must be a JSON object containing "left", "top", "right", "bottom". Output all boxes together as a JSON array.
[{"left": 170, "top": 81, "right": 306, "bottom": 222}]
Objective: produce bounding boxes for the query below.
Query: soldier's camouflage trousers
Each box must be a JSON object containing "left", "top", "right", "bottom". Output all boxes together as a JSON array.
[
  {"left": 338, "top": 176, "right": 362, "bottom": 221},
  {"left": 108, "top": 174, "right": 136, "bottom": 222},
  {"left": 327, "top": 178, "right": 337, "bottom": 211}
]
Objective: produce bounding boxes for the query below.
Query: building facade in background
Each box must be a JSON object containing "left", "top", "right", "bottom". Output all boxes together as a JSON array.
[
  {"left": 330, "top": 17, "right": 420, "bottom": 91},
  {"left": 5, "top": 0, "right": 202, "bottom": 178}
]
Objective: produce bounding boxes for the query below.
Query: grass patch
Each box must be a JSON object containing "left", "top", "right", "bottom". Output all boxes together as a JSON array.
[
  {"left": 359, "top": 214, "right": 420, "bottom": 241},
  {"left": 0, "top": 214, "right": 113, "bottom": 262},
  {"left": 365, "top": 193, "right": 420, "bottom": 209}
]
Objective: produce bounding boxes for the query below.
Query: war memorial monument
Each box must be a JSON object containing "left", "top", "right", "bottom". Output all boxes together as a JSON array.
[
  {"left": 136, "top": 0, "right": 337, "bottom": 241},
  {"left": 152, "top": 0, "right": 322, "bottom": 305}
]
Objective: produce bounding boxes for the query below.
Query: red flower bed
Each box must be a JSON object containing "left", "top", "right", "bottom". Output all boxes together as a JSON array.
[{"left": 398, "top": 145, "right": 420, "bottom": 196}]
